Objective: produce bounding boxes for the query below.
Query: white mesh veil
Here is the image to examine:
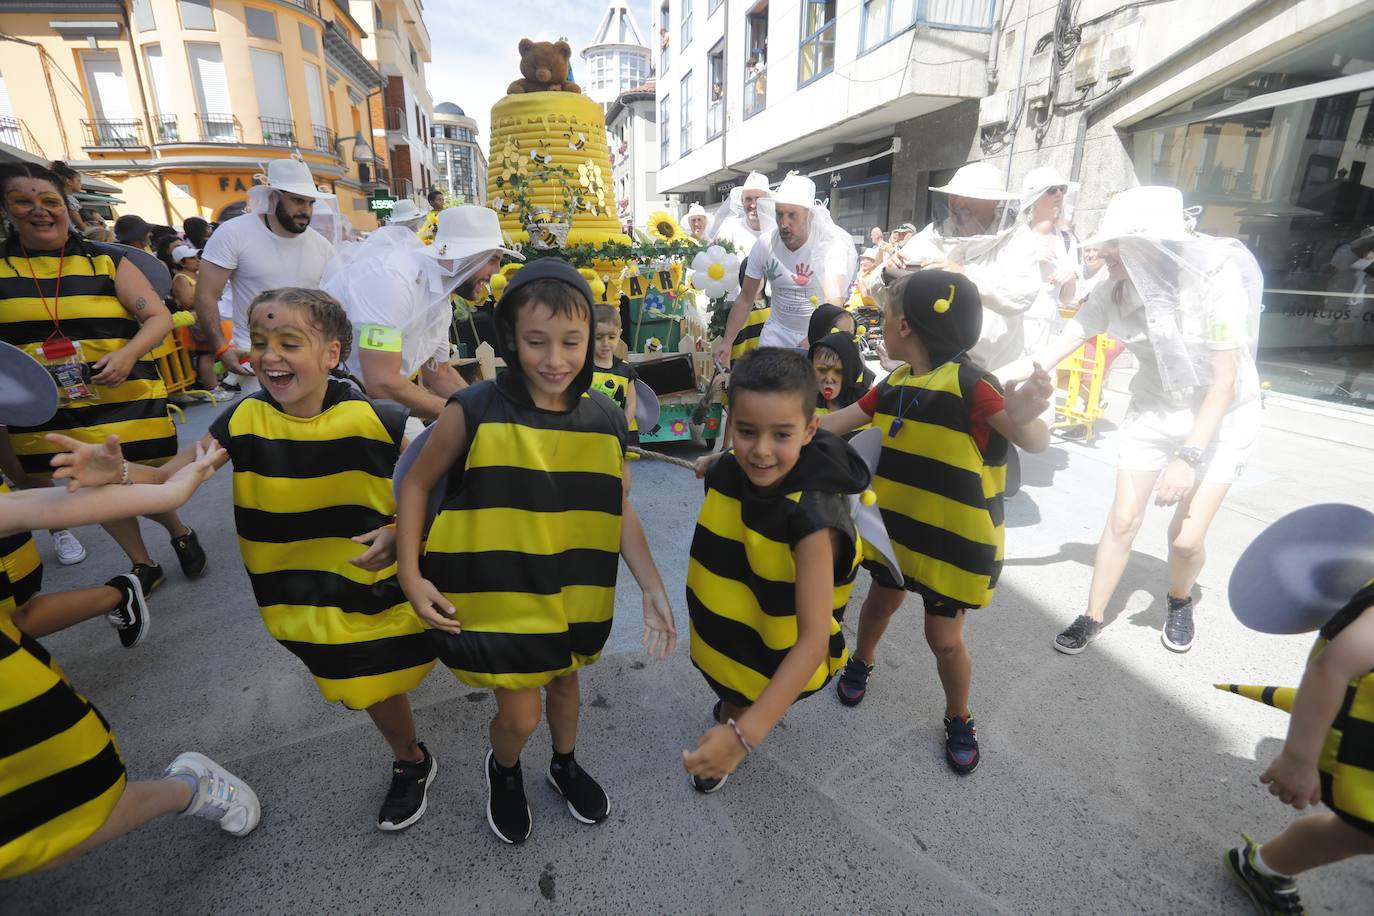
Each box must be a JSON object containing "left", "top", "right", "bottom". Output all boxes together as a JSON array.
[
  {"left": 1114, "top": 233, "right": 1263, "bottom": 398},
  {"left": 705, "top": 183, "right": 776, "bottom": 254}
]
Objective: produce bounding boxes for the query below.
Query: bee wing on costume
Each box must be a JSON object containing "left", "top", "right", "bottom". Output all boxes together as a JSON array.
[
  {"left": 634, "top": 378, "right": 659, "bottom": 432},
  {"left": 845, "top": 427, "right": 903, "bottom": 585}
]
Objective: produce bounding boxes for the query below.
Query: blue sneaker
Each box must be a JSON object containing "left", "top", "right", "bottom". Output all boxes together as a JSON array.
[
  {"left": 836, "top": 658, "right": 873, "bottom": 707},
  {"left": 943, "top": 714, "right": 980, "bottom": 774}
]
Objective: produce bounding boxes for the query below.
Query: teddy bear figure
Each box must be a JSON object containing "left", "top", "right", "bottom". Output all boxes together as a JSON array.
[{"left": 507, "top": 38, "right": 582, "bottom": 94}]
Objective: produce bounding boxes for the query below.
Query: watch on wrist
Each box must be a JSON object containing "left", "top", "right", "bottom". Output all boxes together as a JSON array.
[{"left": 1175, "top": 446, "right": 1204, "bottom": 468}]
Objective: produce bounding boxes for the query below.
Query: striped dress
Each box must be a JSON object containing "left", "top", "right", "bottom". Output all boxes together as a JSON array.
[
  {"left": 422, "top": 377, "right": 627, "bottom": 691},
  {"left": 0, "top": 564, "right": 125, "bottom": 879},
  {"left": 209, "top": 381, "right": 436, "bottom": 710},
  {"left": 1310, "top": 582, "right": 1374, "bottom": 836},
  {"left": 0, "top": 238, "right": 176, "bottom": 477},
  {"left": 0, "top": 483, "right": 42, "bottom": 609},
  {"left": 687, "top": 432, "right": 867, "bottom": 708},
  {"left": 867, "top": 360, "right": 1008, "bottom": 609}
]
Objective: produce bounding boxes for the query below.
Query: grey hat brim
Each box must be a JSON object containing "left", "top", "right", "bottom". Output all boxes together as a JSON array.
[{"left": 0, "top": 341, "right": 59, "bottom": 428}]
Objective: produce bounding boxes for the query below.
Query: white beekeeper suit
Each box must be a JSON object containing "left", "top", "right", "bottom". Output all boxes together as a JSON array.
[
  {"left": 706, "top": 170, "right": 775, "bottom": 257},
  {"left": 1016, "top": 165, "right": 1081, "bottom": 355}
]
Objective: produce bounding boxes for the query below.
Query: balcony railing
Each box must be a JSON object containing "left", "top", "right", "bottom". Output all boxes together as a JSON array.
[
  {"left": 82, "top": 119, "right": 145, "bottom": 148},
  {"left": 706, "top": 99, "right": 723, "bottom": 141},
  {"left": 311, "top": 124, "right": 336, "bottom": 153},
  {"left": 393, "top": 177, "right": 414, "bottom": 200},
  {"left": 283, "top": 0, "right": 322, "bottom": 13},
  {"left": 359, "top": 162, "right": 389, "bottom": 186},
  {"left": 260, "top": 116, "right": 297, "bottom": 147},
  {"left": 197, "top": 112, "right": 242, "bottom": 143},
  {"left": 0, "top": 116, "right": 25, "bottom": 151},
  {"left": 153, "top": 113, "right": 180, "bottom": 143},
  {"left": 384, "top": 106, "right": 405, "bottom": 132}
]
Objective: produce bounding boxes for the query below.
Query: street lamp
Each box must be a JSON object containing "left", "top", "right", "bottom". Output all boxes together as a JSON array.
[{"left": 336, "top": 130, "right": 375, "bottom": 163}]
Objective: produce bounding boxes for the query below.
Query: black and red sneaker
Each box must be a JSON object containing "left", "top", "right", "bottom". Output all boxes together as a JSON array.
[
  {"left": 943, "top": 714, "right": 980, "bottom": 774},
  {"left": 836, "top": 658, "right": 873, "bottom": 707}
]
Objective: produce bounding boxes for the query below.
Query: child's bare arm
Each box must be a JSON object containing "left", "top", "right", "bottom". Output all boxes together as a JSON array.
[
  {"left": 683, "top": 528, "right": 837, "bottom": 780},
  {"left": 47, "top": 432, "right": 223, "bottom": 488},
  {"left": 619, "top": 495, "right": 676, "bottom": 659},
  {"left": 395, "top": 401, "right": 466, "bottom": 633},
  {"left": 624, "top": 381, "right": 637, "bottom": 432},
  {"left": 0, "top": 439, "right": 224, "bottom": 537},
  {"left": 1261, "top": 605, "right": 1374, "bottom": 809},
  {"left": 818, "top": 402, "right": 871, "bottom": 437},
  {"left": 988, "top": 366, "right": 1054, "bottom": 453}
]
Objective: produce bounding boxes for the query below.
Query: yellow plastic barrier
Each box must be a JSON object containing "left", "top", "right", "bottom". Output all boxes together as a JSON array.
[
  {"left": 150, "top": 329, "right": 218, "bottom": 424},
  {"left": 1052, "top": 332, "right": 1115, "bottom": 443}
]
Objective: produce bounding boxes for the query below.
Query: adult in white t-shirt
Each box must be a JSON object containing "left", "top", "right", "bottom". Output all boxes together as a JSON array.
[
  {"left": 192, "top": 158, "right": 338, "bottom": 374},
  {"left": 715, "top": 173, "right": 855, "bottom": 362},
  {"left": 321, "top": 206, "right": 518, "bottom": 421},
  {"left": 1000, "top": 186, "right": 1263, "bottom": 659}
]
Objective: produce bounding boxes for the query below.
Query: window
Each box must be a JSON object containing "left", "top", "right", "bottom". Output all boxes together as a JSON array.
[
  {"left": 179, "top": 0, "right": 215, "bottom": 31},
  {"left": 659, "top": 2, "right": 669, "bottom": 75},
  {"left": 304, "top": 63, "right": 327, "bottom": 147},
  {"left": 132, "top": 0, "right": 155, "bottom": 31},
  {"left": 706, "top": 45, "right": 724, "bottom": 139},
  {"left": 744, "top": 3, "right": 768, "bottom": 118},
  {"left": 0, "top": 74, "right": 21, "bottom": 149},
  {"left": 82, "top": 52, "right": 139, "bottom": 145},
  {"left": 245, "top": 8, "right": 277, "bottom": 40},
  {"left": 251, "top": 49, "right": 293, "bottom": 145},
  {"left": 299, "top": 23, "right": 318, "bottom": 54},
  {"left": 373, "top": 4, "right": 383, "bottom": 29},
  {"left": 144, "top": 44, "right": 178, "bottom": 141},
  {"left": 679, "top": 71, "right": 692, "bottom": 154},
  {"left": 709, "top": 0, "right": 723, "bottom": 13},
  {"left": 798, "top": 0, "right": 835, "bottom": 86},
  {"left": 681, "top": 0, "right": 693, "bottom": 49},
  {"left": 409, "top": 40, "right": 418, "bottom": 72},
  {"left": 660, "top": 94, "right": 670, "bottom": 167},
  {"left": 188, "top": 43, "right": 233, "bottom": 140},
  {"left": 861, "top": 0, "right": 914, "bottom": 52}
]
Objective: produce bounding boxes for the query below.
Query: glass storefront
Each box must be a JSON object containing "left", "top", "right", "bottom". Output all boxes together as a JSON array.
[{"left": 1129, "top": 20, "right": 1374, "bottom": 407}]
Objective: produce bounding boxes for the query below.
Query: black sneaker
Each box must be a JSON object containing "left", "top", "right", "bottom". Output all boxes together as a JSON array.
[
  {"left": 1162, "top": 595, "right": 1195, "bottom": 653},
  {"left": 547, "top": 756, "right": 610, "bottom": 824},
  {"left": 104, "top": 573, "right": 149, "bottom": 649},
  {"left": 485, "top": 749, "right": 531, "bottom": 844},
  {"left": 943, "top": 714, "right": 980, "bottom": 775},
  {"left": 130, "top": 562, "right": 165, "bottom": 596},
  {"left": 1054, "top": 615, "right": 1102, "bottom": 655},
  {"left": 377, "top": 743, "right": 435, "bottom": 831},
  {"left": 690, "top": 771, "right": 729, "bottom": 794},
  {"left": 1224, "top": 833, "right": 1305, "bottom": 915},
  {"left": 836, "top": 658, "right": 874, "bottom": 707},
  {"left": 170, "top": 527, "right": 208, "bottom": 579}
]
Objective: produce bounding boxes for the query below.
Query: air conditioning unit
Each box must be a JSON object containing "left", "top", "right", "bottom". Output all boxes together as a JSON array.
[
  {"left": 1025, "top": 80, "right": 1051, "bottom": 115},
  {"left": 1074, "top": 36, "right": 1100, "bottom": 89},
  {"left": 1106, "top": 22, "right": 1140, "bottom": 80},
  {"left": 978, "top": 91, "right": 1009, "bottom": 128}
]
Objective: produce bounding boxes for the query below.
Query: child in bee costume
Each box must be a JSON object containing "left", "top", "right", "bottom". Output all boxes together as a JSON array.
[{"left": 1218, "top": 503, "right": 1374, "bottom": 915}]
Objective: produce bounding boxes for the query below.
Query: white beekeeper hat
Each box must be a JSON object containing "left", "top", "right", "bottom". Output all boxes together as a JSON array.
[
  {"left": 1020, "top": 165, "right": 1078, "bottom": 199},
  {"left": 388, "top": 199, "right": 425, "bottom": 224},
  {"left": 930, "top": 162, "right": 1017, "bottom": 200},
  {"left": 771, "top": 173, "right": 817, "bottom": 209},
  {"left": 263, "top": 157, "right": 335, "bottom": 200},
  {"left": 1084, "top": 186, "right": 1194, "bottom": 247},
  {"left": 171, "top": 244, "right": 200, "bottom": 264},
  {"left": 686, "top": 203, "right": 707, "bottom": 220},
  {"left": 860, "top": 247, "right": 878, "bottom": 261},
  {"left": 420, "top": 205, "right": 524, "bottom": 261}
]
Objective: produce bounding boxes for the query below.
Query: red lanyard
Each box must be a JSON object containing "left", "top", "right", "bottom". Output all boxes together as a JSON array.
[{"left": 19, "top": 239, "right": 69, "bottom": 350}]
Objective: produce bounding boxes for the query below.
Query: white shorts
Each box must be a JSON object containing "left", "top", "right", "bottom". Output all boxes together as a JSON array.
[
  {"left": 1116, "top": 400, "right": 1260, "bottom": 484},
  {"left": 758, "top": 318, "right": 807, "bottom": 349}
]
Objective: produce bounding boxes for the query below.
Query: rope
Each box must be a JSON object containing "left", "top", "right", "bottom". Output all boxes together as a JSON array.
[{"left": 627, "top": 446, "right": 698, "bottom": 471}]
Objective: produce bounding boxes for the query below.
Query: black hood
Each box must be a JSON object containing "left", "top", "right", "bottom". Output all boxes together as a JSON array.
[
  {"left": 807, "top": 303, "right": 850, "bottom": 346},
  {"left": 773, "top": 428, "right": 871, "bottom": 496},
  {"left": 809, "top": 332, "right": 867, "bottom": 408},
  {"left": 493, "top": 258, "right": 597, "bottom": 406}
]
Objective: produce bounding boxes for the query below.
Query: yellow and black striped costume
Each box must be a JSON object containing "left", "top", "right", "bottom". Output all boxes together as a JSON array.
[
  {"left": 209, "top": 380, "right": 435, "bottom": 710},
  {"left": 590, "top": 358, "right": 639, "bottom": 443},
  {"left": 1310, "top": 581, "right": 1374, "bottom": 836},
  {"left": 0, "top": 239, "right": 176, "bottom": 477},
  {"left": 868, "top": 360, "right": 1008, "bottom": 609},
  {"left": 422, "top": 377, "right": 628, "bottom": 690},
  {"left": 0, "top": 568, "right": 125, "bottom": 879},
  {"left": 0, "top": 483, "right": 42, "bottom": 610},
  {"left": 731, "top": 306, "right": 770, "bottom": 360},
  {"left": 687, "top": 432, "right": 868, "bottom": 708}
]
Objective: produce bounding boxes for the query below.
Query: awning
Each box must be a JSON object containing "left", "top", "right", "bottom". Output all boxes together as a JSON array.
[
  {"left": 1210, "top": 70, "right": 1374, "bottom": 121},
  {"left": 78, "top": 174, "right": 122, "bottom": 194},
  {"left": 74, "top": 191, "right": 125, "bottom": 206},
  {"left": 0, "top": 139, "right": 48, "bottom": 168}
]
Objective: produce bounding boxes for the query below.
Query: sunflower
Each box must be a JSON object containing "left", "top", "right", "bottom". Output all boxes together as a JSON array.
[{"left": 647, "top": 211, "right": 685, "bottom": 242}]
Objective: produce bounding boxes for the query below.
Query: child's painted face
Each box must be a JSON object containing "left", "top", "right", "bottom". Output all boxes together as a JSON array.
[
  {"left": 594, "top": 321, "right": 619, "bottom": 366},
  {"left": 729, "top": 389, "right": 818, "bottom": 491},
  {"left": 515, "top": 300, "right": 588, "bottom": 408},
  {"left": 249, "top": 303, "right": 340, "bottom": 415},
  {"left": 813, "top": 351, "right": 844, "bottom": 403}
]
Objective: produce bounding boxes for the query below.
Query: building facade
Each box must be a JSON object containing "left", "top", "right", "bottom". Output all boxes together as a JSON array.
[
  {"left": 351, "top": 0, "right": 434, "bottom": 204},
  {"left": 0, "top": 0, "right": 386, "bottom": 228},
  {"left": 431, "top": 101, "right": 486, "bottom": 204},
  {"left": 582, "top": 1, "right": 652, "bottom": 108},
  {"left": 977, "top": 0, "right": 1374, "bottom": 409},
  {"left": 607, "top": 82, "right": 665, "bottom": 230},
  {"left": 654, "top": 0, "right": 996, "bottom": 238}
]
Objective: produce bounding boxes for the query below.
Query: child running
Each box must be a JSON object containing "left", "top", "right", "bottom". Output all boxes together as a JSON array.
[
  {"left": 395, "top": 259, "right": 676, "bottom": 845},
  {"left": 589, "top": 304, "right": 639, "bottom": 444},
  {"left": 819, "top": 270, "right": 1052, "bottom": 774},
  {"left": 52, "top": 287, "right": 439, "bottom": 831},
  {"left": 1226, "top": 579, "right": 1374, "bottom": 913},
  {"left": 683, "top": 347, "right": 870, "bottom": 792}
]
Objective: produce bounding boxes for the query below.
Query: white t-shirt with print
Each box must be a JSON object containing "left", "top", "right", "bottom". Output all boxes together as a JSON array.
[
  {"left": 745, "top": 230, "right": 833, "bottom": 345},
  {"left": 201, "top": 213, "right": 335, "bottom": 346}
]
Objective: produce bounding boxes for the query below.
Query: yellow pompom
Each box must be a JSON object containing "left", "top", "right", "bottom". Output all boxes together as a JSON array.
[
  {"left": 810, "top": 295, "right": 818, "bottom": 305},
  {"left": 489, "top": 273, "right": 508, "bottom": 295},
  {"left": 860, "top": 490, "right": 877, "bottom": 506}
]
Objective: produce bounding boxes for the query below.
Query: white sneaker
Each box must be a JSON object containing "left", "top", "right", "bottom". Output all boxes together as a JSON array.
[
  {"left": 207, "top": 385, "right": 238, "bottom": 403},
  {"left": 164, "top": 752, "right": 261, "bottom": 837},
  {"left": 52, "top": 529, "right": 87, "bottom": 565}
]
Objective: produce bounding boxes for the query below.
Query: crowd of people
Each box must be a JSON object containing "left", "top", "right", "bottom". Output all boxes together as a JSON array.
[{"left": 0, "top": 150, "right": 1369, "bottom": 915}]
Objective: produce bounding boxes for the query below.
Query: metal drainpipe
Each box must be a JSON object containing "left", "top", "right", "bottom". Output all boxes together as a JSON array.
[
  {"left": 1004, "top": 0, "right": 1032, "bottom": 188},
  {"left": 1069, "top": 0, "right": 1286, "bottom": 182},
  {"left": 119, "top": 5, "right": 174, "bottom": 224}
]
